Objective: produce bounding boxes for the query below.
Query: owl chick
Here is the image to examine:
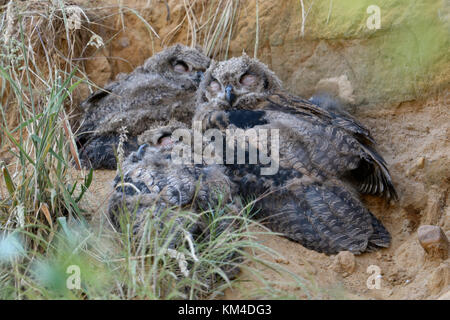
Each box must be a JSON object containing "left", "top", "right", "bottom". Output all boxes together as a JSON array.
[
  {"left": 108, "top": 124, "right": 241, "bottom": 281},
  {"left": 108, "top": 124, "right": 236, "bottom": 235},
  {"left": 77, "top": 44, "right": 210, "bottom": 169},
  {"left": 193, "top": 55, "right": 397, "bottom": 254}
]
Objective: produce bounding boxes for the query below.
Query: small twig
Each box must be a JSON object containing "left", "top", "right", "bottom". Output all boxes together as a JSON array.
[
  {"left": 61, "top": 115, "right": 81, "bottom": 170},
  {"left": 254, "top": 0, "right": 259, "bottom": 58},
  {"left": 300, "top": 0, "right": 315, "bottom": 37},
  {"left": 163, "top": 0, "right": 171, "bottom": 21},
  {"left": 300, "top": 0, "right": 305, "bottom": 37}
]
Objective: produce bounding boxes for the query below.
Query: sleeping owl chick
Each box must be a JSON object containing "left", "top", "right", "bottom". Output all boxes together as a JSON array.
[
  {"left": 108, "top": 127, "right": 236, "bottom": 236},
  {"left": 77, "top": 44, "right": 210, "bottom": 169},
  {"left": 193, "top": 55, "right": 397, "bottom": 254},
  {"left": 108, "top": 125, "right": 242, "bottom": 281}
]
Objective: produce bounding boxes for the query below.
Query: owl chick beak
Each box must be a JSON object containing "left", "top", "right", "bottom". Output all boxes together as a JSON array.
[
  {"left": 193, "top": 71, "right": 203, "bottom": 85},
  {"left": 225, "top": 84, "right": 236, "bottom": 106}
]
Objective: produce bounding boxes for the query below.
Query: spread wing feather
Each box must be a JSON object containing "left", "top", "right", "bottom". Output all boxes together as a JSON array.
[
  {"left": 259, "top": 93, "right": 397, "bottom": 200},
  {"left": 250, "top": 178, "right": 390, "bottom": 255}
]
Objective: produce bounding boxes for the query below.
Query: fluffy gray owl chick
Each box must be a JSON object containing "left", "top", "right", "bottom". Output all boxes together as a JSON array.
[
  {"left": 77, "top": 44, "right": 210, "bottom": 169},
  {"left": 108, "top": 124, "right": 241, "bottom": 281},
  {"left": 193, "top": 55, "right": 397, "bottom": 254},
  {"left": 108, "top": 125, "right": 235, "bottom": 234}
]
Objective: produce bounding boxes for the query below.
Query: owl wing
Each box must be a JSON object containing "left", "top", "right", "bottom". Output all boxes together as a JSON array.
[
  {"left": 80, "top": 65, "right": 150, "bottom": 111},
  {"left": 271, "top": 181, "right": 390, "bottom": 254},
  {"left": 77, "top": 72, "right": 170, "bottom": 169},
  {"left": 77, "top": 76, "right": 128, "bottom": 170},
  {"left": 308, "top": 94, "right": 375, "bottom": 143},
  {"left": 78, "top": 134, "right": 138, "bottom": 170},
  {"left": 258, "top": 94, "right": 397, "bottom": 200},
  {"left": 267, "top": 93, "right": 374, "bottom": 142}
]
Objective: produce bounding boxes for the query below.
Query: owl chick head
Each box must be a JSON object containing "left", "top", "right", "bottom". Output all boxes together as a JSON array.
[
  {"left": 198, "top": 54, "right": 282, "bottom": 109},
  {"left": 142, "top": 44, "right": 211, "bottom": 89}
]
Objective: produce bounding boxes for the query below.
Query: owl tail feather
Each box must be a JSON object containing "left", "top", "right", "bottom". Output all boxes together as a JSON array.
[{"left": 358, "top": 143, "right": 398, "bottom": 201}]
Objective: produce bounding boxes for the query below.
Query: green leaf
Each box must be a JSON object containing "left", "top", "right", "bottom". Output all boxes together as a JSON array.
[
  {"left": 57, "top": 217, "right": 72, "bottom": 240},
  {"left": 1, "top": 165, "right": 16, "bottom": 196},
  {"left": 10, "top": 113, "right": 44, "bottom": 134},
  {"left": 75, "top": 169, "right": 93, "bottom": 203},
  {"left": 3, "top": 130, "right": 35, "bottom": 165}
]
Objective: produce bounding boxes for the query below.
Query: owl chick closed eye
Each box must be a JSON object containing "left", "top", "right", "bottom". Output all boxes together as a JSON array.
[
  {"left": 193, "top": 55, "right": 397, "bottom": 254},
  {"left": 77, "top": 44, "right": 210, "bottom": 170}
]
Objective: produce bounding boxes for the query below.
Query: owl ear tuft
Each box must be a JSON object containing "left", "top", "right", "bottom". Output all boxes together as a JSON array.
[
  {"left": 171, "top": 43, "right": 183, "bottom": 54},
  {"left": 194, "top": 44, "right": 205, "bottom": 54},
  {"left": 206, "top": 60, "right": 218, "bottom": 75},
  {"left": 241, "top": 51, "right": 251, "bottom": 62}
]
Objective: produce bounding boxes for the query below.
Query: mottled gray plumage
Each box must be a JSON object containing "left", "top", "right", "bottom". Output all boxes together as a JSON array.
[
  {"left": 194, "top": 55, "right": 397, "bottom": 254},
  {"left": 77, "top": 44, "right": 210, "bottom": 169}
]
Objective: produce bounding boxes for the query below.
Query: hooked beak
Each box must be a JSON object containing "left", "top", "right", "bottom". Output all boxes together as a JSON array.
[
  {"left": 225, "top": 84, "right": 236, "bottom": 106},
  {"left": 137, "top": 144, "right": 148, "bottom": 158}
]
